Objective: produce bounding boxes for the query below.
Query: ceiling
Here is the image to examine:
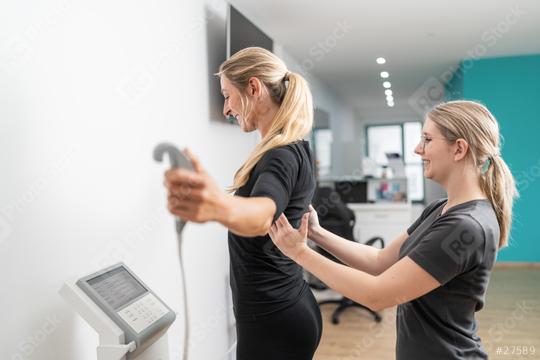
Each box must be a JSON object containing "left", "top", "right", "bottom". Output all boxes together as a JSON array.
[{"left": 230, "top": 0, "right": 540, "bottom": 118}]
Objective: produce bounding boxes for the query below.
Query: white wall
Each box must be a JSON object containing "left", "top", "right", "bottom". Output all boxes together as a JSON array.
[{"left": 0, "top": 1, "right": 352, "bottom": 359}]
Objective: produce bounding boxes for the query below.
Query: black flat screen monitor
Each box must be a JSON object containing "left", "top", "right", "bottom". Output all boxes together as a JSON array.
[
  {"left": 335, "top": 181, "right": 368, "bottom": 204},
  {"left": 227, "top": 5, "right": 273, "bottom": 58}
]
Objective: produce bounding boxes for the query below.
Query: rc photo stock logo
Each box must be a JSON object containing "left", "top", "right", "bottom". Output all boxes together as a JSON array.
[
  {"left": 408, "top": 76, "right": 446, "bottom": 116},
  {"left": 441, "top": 228, "right": 482, "bottom": 265},
  {"left": 0, "top": 213, "right": 13, "bottom": 244}
]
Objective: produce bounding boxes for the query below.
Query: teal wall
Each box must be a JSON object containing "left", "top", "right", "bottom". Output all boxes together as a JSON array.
[{"left": 446, "top": 54, "right": 540, "bottom": 262}]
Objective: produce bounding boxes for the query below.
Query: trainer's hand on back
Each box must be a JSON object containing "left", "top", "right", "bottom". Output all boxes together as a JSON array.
[{"left": 269, "top": 213, "right": 310, "bottom": 261}]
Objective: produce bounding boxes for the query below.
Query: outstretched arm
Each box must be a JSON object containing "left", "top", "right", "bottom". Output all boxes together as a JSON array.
[
  {"left": 270, "top": 214, "right": 440, "bottom": 311},
  {"left": 306, "top": 205, "right": 410, "bottom": 275},
  {"left": 310, "top": 226, "right": 409, "bottom": 275},
  {"left": 164, "top": 149, "right": 276, "bottom": 237}
]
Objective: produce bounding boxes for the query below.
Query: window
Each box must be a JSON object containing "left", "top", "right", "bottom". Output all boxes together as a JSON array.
[
  {"left": 403, "top": 122, "right": 424, "bottom": 202},
  {"left": 367, "top": 125, "right": 402, "bottom": 163},
  {"left": 312, "top": 128, "right": 333, "bottom": 176},
  {"left": 366, "top": 122, "right": 424, "bottom": 202}
]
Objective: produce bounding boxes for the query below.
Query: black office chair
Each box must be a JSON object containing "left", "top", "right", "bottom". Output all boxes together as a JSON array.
[{"left": 309, "top": 186, "right": 384, "bottom": 324}]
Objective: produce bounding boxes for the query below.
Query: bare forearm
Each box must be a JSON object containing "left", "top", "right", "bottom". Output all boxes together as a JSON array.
[
  {"left": 293, "top": 247, "right": 440, "bottom": 312},
  {"left": 295, "top": 247, "right": 379, "bottom": 309},
  {"left": 219, "top": 195, "right": 275, "bottom": 237},
  {"left": 309, "top": 226, "right": 384, "bottom": 275}
]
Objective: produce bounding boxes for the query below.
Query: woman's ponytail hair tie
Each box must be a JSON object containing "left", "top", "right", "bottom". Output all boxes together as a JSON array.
[
  {"left": 283, "top": 71, "right": 291, "bottom": 82},
  {"left": 481, "top": 153, "right": 499, "bottom": 175}
]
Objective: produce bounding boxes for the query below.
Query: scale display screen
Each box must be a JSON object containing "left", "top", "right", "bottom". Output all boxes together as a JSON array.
[{"left": 87, "top": 266, "right": 147, "bottom": 310}]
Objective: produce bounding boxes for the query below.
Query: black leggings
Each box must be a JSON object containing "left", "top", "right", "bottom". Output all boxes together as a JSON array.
[{"left": 236, "top": 288, "right": 323, "bottom": 360}]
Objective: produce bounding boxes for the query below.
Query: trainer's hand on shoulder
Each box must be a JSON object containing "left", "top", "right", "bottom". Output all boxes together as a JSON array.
[
  {"left": 269, "top": 213, "right": 310, "bottom": 261},
  {"left": 163, "top": 148, "right": 226, "bottom": 223}
]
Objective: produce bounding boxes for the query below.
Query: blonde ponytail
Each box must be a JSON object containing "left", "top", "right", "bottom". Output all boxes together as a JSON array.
[
  {"left": 479, "top": 154, "right": 518, "bottom": 247},
  {"left": 217, "top": 47, "right": 313, "bottom": 192}
]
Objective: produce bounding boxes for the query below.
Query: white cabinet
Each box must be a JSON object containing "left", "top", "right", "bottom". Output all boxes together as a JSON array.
[{"left": 347, "top": 203, "right": 412, "bottom": 248}]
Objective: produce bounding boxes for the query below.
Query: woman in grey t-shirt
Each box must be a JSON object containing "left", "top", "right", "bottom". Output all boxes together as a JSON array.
[{"left": 268, "top": 100, "right": 518, "bottom": 359}]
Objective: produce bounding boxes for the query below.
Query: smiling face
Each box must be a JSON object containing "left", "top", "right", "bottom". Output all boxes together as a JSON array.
[
  {"left": 414, "top": 117, "right": 456, "bottom": 185},
  {"left": 220, "top": 76, "right": 257, "bottom": 133}
]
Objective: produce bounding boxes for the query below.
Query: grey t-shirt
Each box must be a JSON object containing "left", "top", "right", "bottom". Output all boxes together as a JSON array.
[{"left": 397, "top": 198, "right": 499, "bottom": 359}]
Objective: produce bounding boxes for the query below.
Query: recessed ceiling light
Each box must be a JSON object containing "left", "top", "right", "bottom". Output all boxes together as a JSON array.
[
  {"left": 386, "top": 95, "right": 394, "bottom": 101},
  {"left": 385, "top": 89, "right": 393, "bottom": 96},
  {"left": 380, "top": 71, "right": 389, "bottom": 78},
  {"left": 383, "top": 81, "right": 391, "bottom": 88},
  {"left": 376, "top": 57, "right": 386, "bottom": 64},
  {"left": 388, "top": 102, "right": 395, "bottom": 107}
]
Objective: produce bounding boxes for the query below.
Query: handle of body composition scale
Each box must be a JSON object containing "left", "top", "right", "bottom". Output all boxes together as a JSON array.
[{"left": 153, "top": 142, "right": 193, "bottom": 360}]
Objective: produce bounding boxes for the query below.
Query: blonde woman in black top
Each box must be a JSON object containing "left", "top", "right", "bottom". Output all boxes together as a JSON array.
[{"left": 164, "top": 47, "right": 321, "bottom": 359}]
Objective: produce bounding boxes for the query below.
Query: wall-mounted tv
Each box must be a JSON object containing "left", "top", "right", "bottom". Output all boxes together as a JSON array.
[{"left": 227, "top": 4, "right": 273, "bottom": 58}]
